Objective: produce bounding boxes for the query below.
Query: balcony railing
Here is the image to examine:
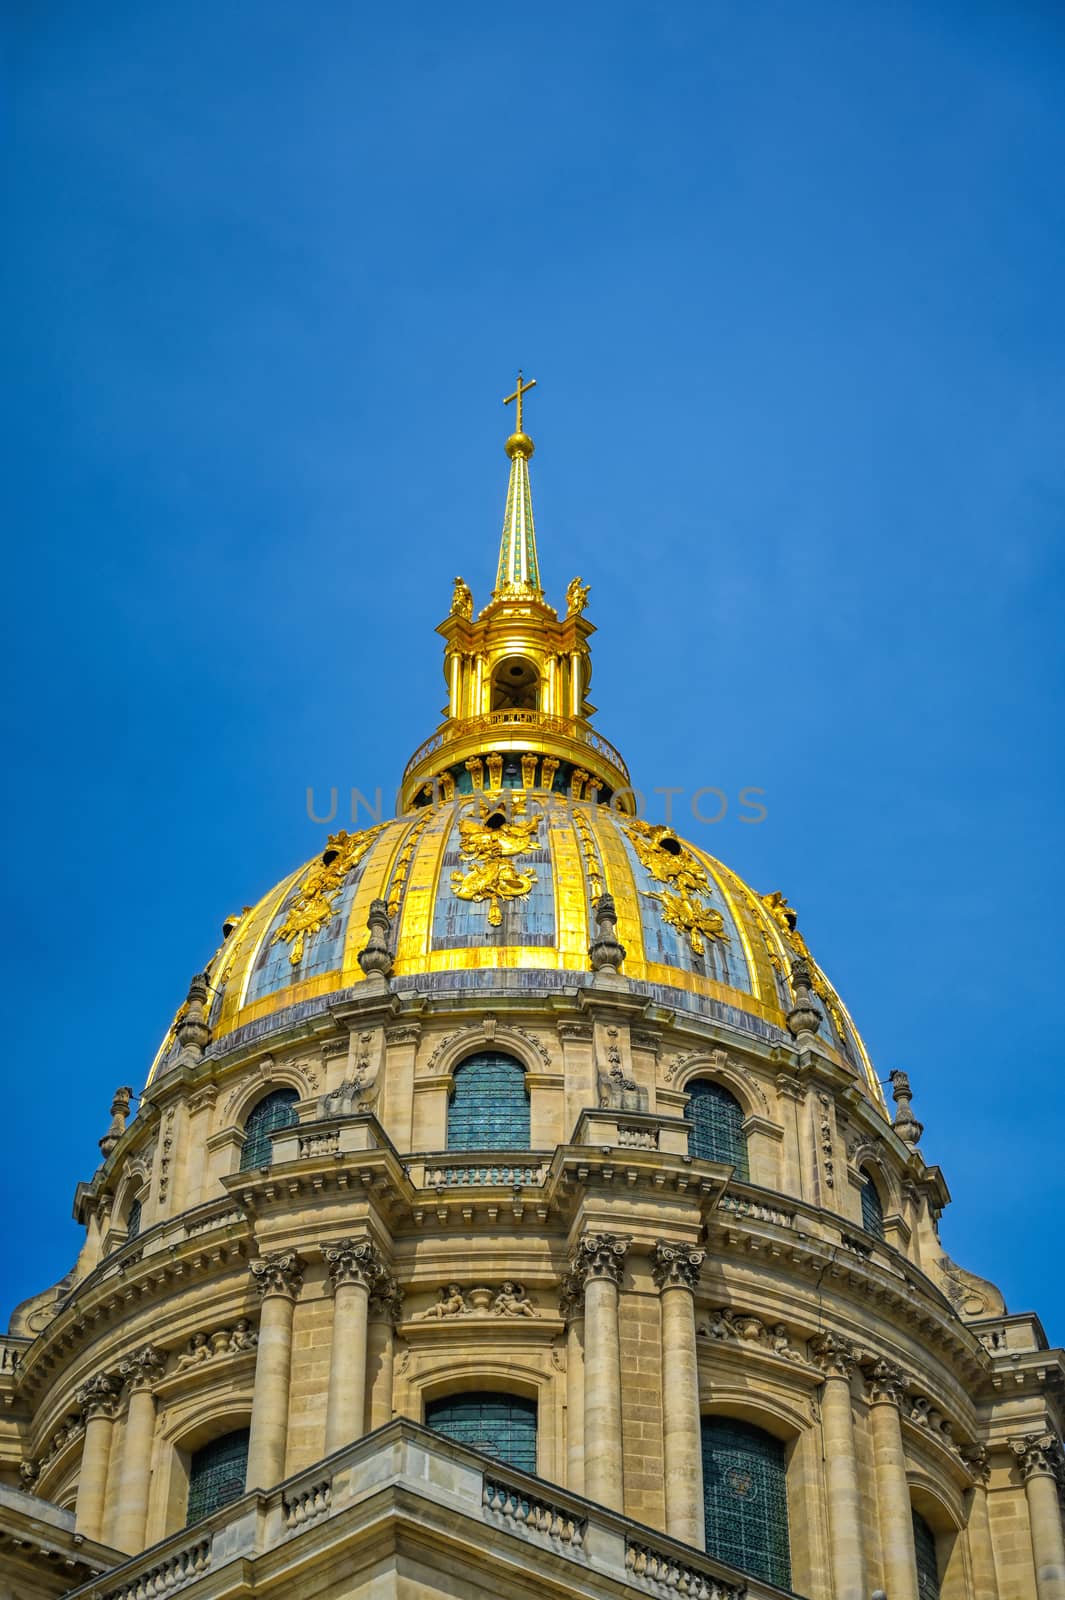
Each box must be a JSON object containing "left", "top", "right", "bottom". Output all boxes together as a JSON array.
[
  {"left": 402, "top": 709, "right": 630, "bottom": 786},
  {"left": 63, "top": 1420, "right": 793, "bottom": 1600}
]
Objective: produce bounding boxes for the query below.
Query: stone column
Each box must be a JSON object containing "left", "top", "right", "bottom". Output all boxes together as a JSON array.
[
  {"left": 1011, "top": 1435, "right": 1065, "bottom": 1600},
  {"left": 111, "top": 1347, "right": 165, "bottom": 1553},
  {"left": 865, "top": 1360, "right": 918, "bottom": 1600},
  {"left": 323, "top": 1238, "right": 382, "bottom": 1452},
  {"left": 963, "top": 1446, "right": 1000, "bottom": 1600},
  {"left": 245, "top": 1250, "right": 303, "bottom": 1491},
  {"left": 812, "top": 1333, "right": 866, "bottom": 1600},
  {"left": 74, "top": 1374, "right": 120, "bottom": 1541},
  {"left": 367, "top": 1277, "right": 402, "bottom": 1432},
  {"left": 652, "top": 1243, "right": 705, "bottom": 1545},
  {"left": 560, "top": 1272, "right": 585, "bottom": 1496},
  {"left": 571, "top": 1232, "right": 629, "bottom": 1511}
]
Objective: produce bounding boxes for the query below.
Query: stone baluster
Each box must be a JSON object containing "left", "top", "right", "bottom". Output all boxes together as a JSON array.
[
  {"left": 1010, "top": 1434, "right": 1065, "bottom": 1600},
  {"left": 74, "top": 1374, "right": 120, "bottom": 1541},
  {"left": 323, "top": 1238, "right": 382, "bottom": 1452},
  {"left": 570, "top": 1232, "right": 629, "bottom": 1511},
  {"left": 865, "top": 1361, "right": 918, "bottom": 1600},
  {"left": 559, "top": 1271, "right": 586, "bottom": 1495},
  {"left": 111, "top": 1346, "right": 165, "bottom": 1553},
  {"left": 367, "top": 1275, "right": 403, "bottom": 1432},
  {"left": 962, "top": 1445, "right": 1000, "bottom": 1600},
  {"left": 812, "top": 1333, "right": 867, "bottom": 1600},
  {"left": 652, "top": 1242, "right": 705, "bottom": 1545},
  {"left": 245, "top": 1251, "right": 304, "bottom": 1490}
]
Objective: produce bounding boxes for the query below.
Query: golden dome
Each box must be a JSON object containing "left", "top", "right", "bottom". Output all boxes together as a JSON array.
[{"left": 149, "top": 799, "right": 880, "bottom": 1105}]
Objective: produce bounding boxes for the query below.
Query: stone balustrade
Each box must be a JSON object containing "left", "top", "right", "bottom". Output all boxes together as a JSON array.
[
  {"left": 61, "top": 1420, "right": 795, "bottom": 1600},
  {"left": 411, "top": 1155, "right": 551, "bottom": 1188}
]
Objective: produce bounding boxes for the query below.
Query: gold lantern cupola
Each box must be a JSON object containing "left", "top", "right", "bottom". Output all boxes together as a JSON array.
[{"left": 399, "top": 374, "right": 634, "bottom": 812}]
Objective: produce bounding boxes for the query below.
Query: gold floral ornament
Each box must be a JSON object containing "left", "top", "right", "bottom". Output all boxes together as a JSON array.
[
  {"left": 450, "top": 797, "right": 541, "bottom": 927},
  {"left": 624, "top": 820, "right": 729, "bottom": 956},
  {"left": 272, "top": 826, "right": 385, "bottom": 966},
  {"left": 761, "top": 890, "right": 847, "bottom": 1041}
]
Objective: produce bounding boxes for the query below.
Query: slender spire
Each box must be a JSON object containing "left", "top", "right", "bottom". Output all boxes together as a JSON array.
[{"left": 495, "top": 371, "right": 542, "bottom": 595}]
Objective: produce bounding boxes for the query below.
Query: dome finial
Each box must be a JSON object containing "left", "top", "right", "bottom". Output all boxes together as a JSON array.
[{"left": 496, "top": 371, "right": 541, "bottom": 594}]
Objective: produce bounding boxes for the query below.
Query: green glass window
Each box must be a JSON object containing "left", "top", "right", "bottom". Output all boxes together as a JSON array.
[
  {"left": 425, "top": 1391, "right": 537, "bottom": 1473},
  {"left": 701, "top": 1416, "right": 790, "bottom": 1589},
  {"left": 447, "top": 1052, "right": 530, "bottom": 1151},
  {"left": 186, "top": 1429, "right": 249, "bottom": 1525},
  {"left": 913, "top": 1509, "right": 941, "bottom": 1600},
  {"left": 685, "top": 1080, "right": 749, "bottom": 1177},
  {"left": 240, "top": 1088, "right": 299, "bottom": 1171},
  {"left": 860, "top": 1171, "right": 885, "bottom": 1239},
  {"left": 125, "top": 1196, "right": 142, "bottom": 1241}
]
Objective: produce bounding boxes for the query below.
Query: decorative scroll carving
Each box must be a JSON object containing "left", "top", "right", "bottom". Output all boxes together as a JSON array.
[
  {"left": 810, "top": 1331, "right": 859, "bottom": 1380},
  {"left": 962, "top": 1442, "right": 991, "bottom": 1485},
  {"left": 570, "top": 1232, "right": 630, "bottom": 1289},
  {"left": 323, "top": 1237, "right": 384, "bottom": 1292},
  {"left": 369, "top": 1267, "right": 404, "bottom": 1326},
  {"left": 272, "top": 826, "right": 385, "bottom": 965},
  {"left": 698, "top": 1309, "right": 803, "bottom": 1363},
  {"left": 250, "top": 1250, "right": 304, "bottom": 1301},
  {"left": 598, "top": 1025, "right": 645, "bottom": 1111},
  {"left": 651, "top": 1243, "right": 705, "bottom": 1292},
  {"left": 625, "top": 820, "right": 728, "bottom": 955},
  {"left": 1010, "top": 1433, "right": 1065, "bottom": 1483},
  {"left": 413, "top": 1282, "right": 540, "bottom": 1320},
  {"left": 119, "top": 1345, "right": 165, "bottom": 1390},
  {"left": 449, "top": 797, "right": 541, "bottom": 925},
  {"left": 174, "top": 1321, "right": 258, "bottom": 1371},
  {"left": 864, "top": 1359, "right": 906, "bottom": 1407},
  {"left": 934, "top": 1254, "right": 1006, "bottom": 1319},
  {"left": 74, "top": 1372, "right": 121, "bottom": 1419},
  {"left": 909, "top": 1394, "right": 956, "bottom": 1444},
  {"left": 816, "top": 1092, "right": 835, "bottom": 1190}
]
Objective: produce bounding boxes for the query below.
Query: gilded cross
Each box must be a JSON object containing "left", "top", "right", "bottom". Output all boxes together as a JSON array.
[{"left": 503, "top": 370, "right": 537, "bottom": 433}]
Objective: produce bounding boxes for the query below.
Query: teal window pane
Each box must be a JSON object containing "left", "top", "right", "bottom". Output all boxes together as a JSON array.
[
  {"left": 125, "top": 1197, "right": 142, "bottom": 1240},
  {"left": 701, "top": 1417, "right": 790, "bottom": 1590},
  {"left": 913, "top": 1510, "right": 941, "bottom": 1600},
  {"left": 685, "top": 1081, "right": 749, "bottom": 1178},
  {"left": 425, "top": 1392, "right": 537, "bottom": 1473},
  {"left": 240, "top": 1089, "right": 298, "bottom": 1171},
  {"left": 447, "top": 1053, "right": 530, "bottom": 1151},
  {"left": 860, "top": 1173, "right": 885, "bottom": 1239},
  {"left": 186, "top": 1429, "right": 249, "bottom": 1525}
]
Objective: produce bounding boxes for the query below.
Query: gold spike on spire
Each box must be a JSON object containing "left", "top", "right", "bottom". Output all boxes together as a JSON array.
[{"left": 496, "top": 371, "right": 541, "bottom": 595}]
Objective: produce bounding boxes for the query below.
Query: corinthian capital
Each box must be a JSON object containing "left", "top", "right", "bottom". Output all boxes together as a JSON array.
[
  {"left": 811, "top": 1331, "right": 859, "bottom": 1380},
  {"left": 250, "top": 1249, "right": 304, "bottom": 1301},
  {"left": 651, "top": 1242, "right": 705, "bottom": 1293},
  {"left": 75, "top": 1372, "right": 120, "bottom": 1420},
  {"left": 1010, "top": 1432, "right": 1064, "bottom": 1482},
  {"left": 118, "top": 1344, "right": 165, "bottom": 1391},
  {"left": 864, "top": 1358, "right": 907, "bottom": 1407},
  {"left": 323, "top": 1237, "right": 384, "bottom": 1292},
  {"left": 570, "top": 1231, "right": 630, "bottom": 1289}
]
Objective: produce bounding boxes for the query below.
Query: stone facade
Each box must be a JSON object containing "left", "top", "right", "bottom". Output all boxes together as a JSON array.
[{"left": 2, "top": 981, "right": 1063, "bottom": 1599}]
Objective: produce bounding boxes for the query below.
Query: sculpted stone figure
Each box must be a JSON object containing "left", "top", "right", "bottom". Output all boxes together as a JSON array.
[
  {"left": 175, "top": 1331, "right": 210, "bottom": 1371},
  {"left": 493, "top": 1282, "right": 538, "bottom": 1318},
  {"left": 416, "top": 1284, "right": 467, "bottom": 1320}
]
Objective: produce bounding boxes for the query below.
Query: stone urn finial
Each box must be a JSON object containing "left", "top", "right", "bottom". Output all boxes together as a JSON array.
[
  {"left": 786, "top": 956, "right": 822, "bottom": 1039},
  {"left": 358, "top": 899, "right": 394, "bottom": 979},
  {"left": 176, "top": 972, "right": 211, "bottom": 1057},
  {"left": 889, "top": 1068, "right": 923, "bottom": 1148},
  {"left": 589, "top": 893, "right": 626, "bottom": 974},
  {"left": 98, "top": 1086, "right": 133, "bottom": 1159}
]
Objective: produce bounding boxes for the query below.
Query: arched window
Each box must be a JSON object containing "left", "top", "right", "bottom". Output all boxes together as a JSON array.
[
  {"left": 685, "top": 1080, "right": 749, "bottom": 1178},
  {"left": 447, "top": 1052, "right": 530, "bottom": 1151},
  {"left": 186, "top": 1428, "right": 249, "bottom": 1525},
  {"left": 125, "top": 1196, "right": 142, "bottom": 1241},
  {"left": 860, "top": 1170, "right": 885, "bottom": 1239},
  {"left": 239, "top": 1088, "right": 299, "bottom": 1171},
  {"left": 912, "top": 1509, "right": 941, "bottom": 1600},
  {"left": 701, "top": 1417, "right": 790, "bottom": 1590},
  {"left": 425, "top": 1392, "right": 537, "bottom": 1473}
]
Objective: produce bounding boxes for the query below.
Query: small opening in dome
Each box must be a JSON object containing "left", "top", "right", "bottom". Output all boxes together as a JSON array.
[
  {"left": 509, "top": 664, "right": 524, "bottom": 677},
  {"left": 322, "top": 846, "right": 340, "bottom": 866},
  {"left": 485, "top": 812, "right": 507, "bottom": 831},
  {"left": 660, "top": 836, "right": 682, "bottom": 856}
]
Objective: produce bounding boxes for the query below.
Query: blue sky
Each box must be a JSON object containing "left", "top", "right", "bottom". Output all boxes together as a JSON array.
[{"left": 4, "top": 2, "right": 1063, "bottom": 1342}]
